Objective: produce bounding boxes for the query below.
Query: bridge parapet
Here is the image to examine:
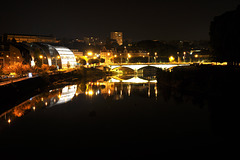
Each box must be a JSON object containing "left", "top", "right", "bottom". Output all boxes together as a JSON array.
[{"left": 109, "top": 63, "right": 190, "bottom": 70}]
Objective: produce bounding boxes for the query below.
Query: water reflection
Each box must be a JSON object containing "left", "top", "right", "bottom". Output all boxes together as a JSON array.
[
  {"left": 0, "top": 76, "right": 158, "bottom": 127},
  {"left": 0, "top": 74, "right": 236, "bottom": 154},
  {"left": 54, "top": 85, "right": 77, "bottom": 105},
  {"left": 0, "top": 85, "right": 77, "bottom": 127},
  {"left": 84, "top": 76, "right": 158, "bottom": 100}
]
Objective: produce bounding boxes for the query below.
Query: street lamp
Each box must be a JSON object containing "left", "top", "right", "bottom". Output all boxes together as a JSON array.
[
  {"left": 147, "top": 52, "right": 150, "bottom": 63},
  {"left": 169, "top": 56, "right": 175, "bottom": 63},
  {"left": 154, "top": 52, "right": 157, "bottom": 63},
  {"left": 120, "top": 53, "right": 122, "bottom": 64},
  {"left": 127, "top": 53, "right": 131, "bottom": 63},
  {"left": 87, "top": 51, "right": 93, "bottom": 57},
  {"left": 183, "top": 52, "right": 186, "bottom": 63},
  {"left": 39, "top": 55, "right": 43, "bottom": 65},
  {"left": 113, "top": 55, "right": 117, "bottom": 64},
  {"left": 55, "top": 56, "right": 60, "bottom": 68},
  {"left": 194, "top": 54, "right": 199, "bottom": 62}
]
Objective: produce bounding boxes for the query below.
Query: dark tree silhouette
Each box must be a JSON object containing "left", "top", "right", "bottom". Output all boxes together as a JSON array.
[{"left": 210, "top": 5, "right": 240, "bottom": 65}]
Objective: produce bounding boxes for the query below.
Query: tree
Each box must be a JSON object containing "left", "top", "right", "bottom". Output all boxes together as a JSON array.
[
  {"left": 210, "top": 5, "right": 240, "bottom": 65},
  {"left": 99, "top": 58, "right": 105, "bottom": 63},
  {"left": 2, "top": 63, "right": 32, "bottom": 77},
  {"left": 76, "top": 57, "right": 86, "bottom": 65},
  {"left": 88, "top": 59, "right": 99, "bottom": 65},
  {"left": 41, "top": 64, "right": 49, "bottom": 72},
  {"left": 49, "top": 65, "right": 57, "bottom": 71}
]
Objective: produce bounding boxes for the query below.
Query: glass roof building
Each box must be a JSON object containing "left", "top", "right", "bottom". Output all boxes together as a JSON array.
[{"left": 52, "top": 46, "right": 77, "bottom": 69}]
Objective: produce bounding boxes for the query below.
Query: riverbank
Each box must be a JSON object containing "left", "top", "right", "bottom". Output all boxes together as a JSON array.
[
  {"left": 157, "top": 65, "right": 240, "bottom": 143},
  {"left": 157, "top": 65, "right": 240, "bottom": 96},
  {"left": 0, "top": 67, "right": 107, "bottom": 113}
]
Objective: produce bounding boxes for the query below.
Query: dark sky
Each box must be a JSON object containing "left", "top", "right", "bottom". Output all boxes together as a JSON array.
[{"left": 0, "top": 0, "right": 239, "bottom": 41}]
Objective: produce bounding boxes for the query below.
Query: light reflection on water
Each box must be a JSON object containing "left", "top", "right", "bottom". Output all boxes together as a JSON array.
[
  {"left": 0, "top": 76, "right": 158, "bottom": 126},
  {"left": 0, "top": 74, "right": 238, "bottom": 155}
]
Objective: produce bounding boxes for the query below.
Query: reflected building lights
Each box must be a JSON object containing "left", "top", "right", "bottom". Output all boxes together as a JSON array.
[
  {"left": 0, "top": 77, "right": 158, "bottom": 126},
  {"left": 127, "top": 85, "right": 131, "bottom": 96},
  {"left": 56, "top": 85, "right": 77, "bottom": 105}
]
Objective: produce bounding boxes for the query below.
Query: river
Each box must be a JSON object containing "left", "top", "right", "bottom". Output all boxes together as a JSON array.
[{"left": 0, "top": 75, "right": 237, "bottom": 158}]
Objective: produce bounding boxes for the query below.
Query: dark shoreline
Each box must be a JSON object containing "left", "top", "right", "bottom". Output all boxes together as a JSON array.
[
  {"left": 156, "top": 65, "right": 240, "bottom": 142},
  {"left": 157, "top": 65, "right": 240, "bottom": 95}
]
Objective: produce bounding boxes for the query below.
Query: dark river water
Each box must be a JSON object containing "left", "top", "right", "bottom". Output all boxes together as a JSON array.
[{"left": 0, "top": 75, "right": 238, "bottom": 158}]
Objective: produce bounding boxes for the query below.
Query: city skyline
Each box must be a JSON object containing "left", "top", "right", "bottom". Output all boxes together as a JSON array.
[{"left": 0, "top": 0, "right": 240, "bottom": 41}]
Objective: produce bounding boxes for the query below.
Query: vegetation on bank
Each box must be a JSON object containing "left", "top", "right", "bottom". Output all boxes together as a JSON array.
[
  {"left": 210, "top": 5, "right": 240, "bottom": 65},
  {"left": 157, "top": 65, "right": 240, "bottom": 95}
]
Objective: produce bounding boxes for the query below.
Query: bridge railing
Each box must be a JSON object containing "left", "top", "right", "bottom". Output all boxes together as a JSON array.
[{"left": 108, "top": 62, "right": 191, "bottom": 65}]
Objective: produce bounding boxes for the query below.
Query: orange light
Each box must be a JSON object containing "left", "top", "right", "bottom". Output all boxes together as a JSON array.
[
  {"left": 169, "top": 56, "right": 175, "bottom": 62},
  {"left": 88, "top": 90, "right": 93, "bottom": 96}
]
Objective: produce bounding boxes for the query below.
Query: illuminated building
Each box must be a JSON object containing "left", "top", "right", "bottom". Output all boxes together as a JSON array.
[
  {"left": 110, "top": 32, "right": 123, "bottom": 46},
  {"left": 53, "top": 46, "right": 77, "bottom": 68},
  {"left": 0, "top": 43, "right": 30, "bottom": 67},
  {"left": 31, "top": 43, "right": 77, "bottom": 68},
  {"left": 2, "top": 33, "right": 58, "bottom": 43},
  {"left": 100, "top": 47, "right": 113, "bottom": 64}
]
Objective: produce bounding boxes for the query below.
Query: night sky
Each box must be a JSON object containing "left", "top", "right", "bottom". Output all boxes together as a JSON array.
[{"left": 1, "top": 0, "right": 239, "bottom": 41}]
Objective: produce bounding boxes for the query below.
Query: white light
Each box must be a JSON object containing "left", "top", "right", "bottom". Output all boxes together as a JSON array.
[
  {"left": 53, "top": 46, "right": 77, "bottom": 69},
  {"left": 28, "top": 72, "right": 32, "bottom": 78}
]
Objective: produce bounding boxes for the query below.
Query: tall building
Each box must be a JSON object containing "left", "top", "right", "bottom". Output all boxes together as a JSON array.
[{"left": 110, "top": 32, "right": 123, "bottom": 46}]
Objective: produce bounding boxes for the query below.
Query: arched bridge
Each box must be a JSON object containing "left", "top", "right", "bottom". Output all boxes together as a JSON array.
[{"left": 109, "top": 63, "right": 190, "bottom": 71}]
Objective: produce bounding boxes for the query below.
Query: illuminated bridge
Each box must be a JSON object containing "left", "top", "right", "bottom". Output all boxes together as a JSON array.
[{"left": 109, "top": 63, "right": 190, "bottom": 71}]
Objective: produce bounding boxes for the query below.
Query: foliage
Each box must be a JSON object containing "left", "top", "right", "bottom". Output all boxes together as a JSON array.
[
  {"left": 41, "top": 64, "right": 49, "bottom": 71},
  {"left": 76, "top": 57, "right": 86, "bottom": 65},
  {"left": 33, "top": 48, "right": 42, "bottom": 67},
  {"left": 49, "top": 65, "right": 57, "bottom": 71},
  {"left": 2, "top": 63, "right": 32, "bottom": 76},
  {"left": 99, "top": 58, "right": 105, "bottom": 63},
  {"left": 88, "top": 59, "right": 100, "bottom": 64},
  {"left": 210, "top": 5, "right": 240, "bottom": 65},
  {"left": 137, "top": 40, "right": 179, "bottom": 57}
]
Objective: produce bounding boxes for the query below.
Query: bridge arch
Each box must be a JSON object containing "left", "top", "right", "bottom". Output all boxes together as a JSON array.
[{"left": 137, "top": 65, "right": 159, "bottom": 71}]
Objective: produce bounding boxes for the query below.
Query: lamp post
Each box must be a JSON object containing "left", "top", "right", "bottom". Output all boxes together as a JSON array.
[
  {"left": 39, "top": 55, "right": 43, "bottom": 65},
  {"left": 127, "top": 53, "right": 131, "bottom": 63},
  {"left": 194, "top": 54, "right": 199, "bottom": 63},
  {"left": 177, "top": 52, "right": 180, "bottom": 63},
  {"left": 56, "top": 56, "right": 60, "bottom": 68},
  {"left": 183, "top": 52, "right": 186, "bottom": 63},
  {"left": 120, "top": 53, "right": 122, "bottom": 64},
  {"left": 154, "top": 52, "right": 157, "bottom": 63},
  {"left": 147, "top": 52, "right": 150, "bottom": 63},
  {"left": 114, "top": 55, "right": 117, "bottom": 64}
]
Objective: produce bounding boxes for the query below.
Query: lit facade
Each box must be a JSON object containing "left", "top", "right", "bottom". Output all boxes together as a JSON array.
[
  {"left": 110, "top": 32, "right": 123, "bottom": 46},
  {"left": 2, "top": 34, "right": 58, "bottom": 43},
  {"left": 53, "top": 46, "right": 77, "bottom": 68}
]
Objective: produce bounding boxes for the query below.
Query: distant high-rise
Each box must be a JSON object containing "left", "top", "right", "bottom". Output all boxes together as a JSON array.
[{"left": 110, "top": 32, "right": 123, "bottom": 46}]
